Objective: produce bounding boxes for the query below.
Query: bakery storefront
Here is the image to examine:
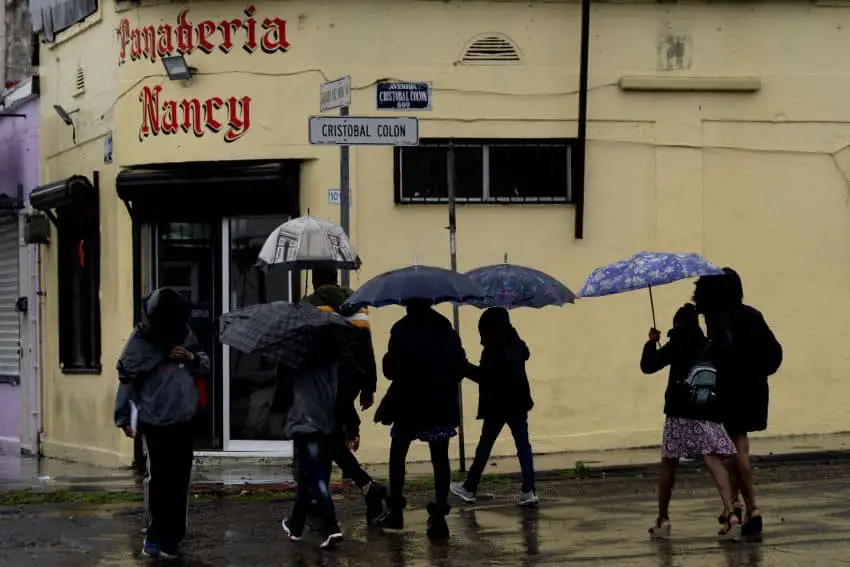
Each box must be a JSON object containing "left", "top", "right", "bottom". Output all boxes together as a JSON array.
[{"left": 110, "top": 4, "right": 328, "bottom": 456}]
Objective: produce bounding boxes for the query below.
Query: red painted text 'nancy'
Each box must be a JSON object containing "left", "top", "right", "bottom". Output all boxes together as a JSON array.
[
  {"left": 118, "top": 5, "right": 289, "bottom": 64},
  {"left": 139, "top": 85, "right": 251, "bottom": 143}
]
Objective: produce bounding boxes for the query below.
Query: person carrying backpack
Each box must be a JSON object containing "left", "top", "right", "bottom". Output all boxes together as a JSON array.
[
  {"left": 693, "top": 267, "right": 782, "bottom": 537},
  {"left": 640, "top": 303, "right": 741, "bottom": 540}
]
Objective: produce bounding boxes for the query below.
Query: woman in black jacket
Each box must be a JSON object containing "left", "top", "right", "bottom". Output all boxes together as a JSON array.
[
  {"left": 451, "top": 307, "right": 538, "bottom": 506},
  {"left": 693, "top": 267, "right": 782, "bottom": 537},
  {"left": 640, "top": 303, "right": 740, "bottom": 540},
  {"left": 374, "top": 299, "right": 468, "bottom": 539}
]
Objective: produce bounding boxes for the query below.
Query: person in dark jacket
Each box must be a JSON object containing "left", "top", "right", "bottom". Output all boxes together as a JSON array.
[
  {"left": 450, "top": 307, "right": 538, "bottom": 506},
  {"left": 374, "top": 298, "right": 468, "bottom": 539},
  {"left": 640, "top": 303, "right": 740, "bottom": 540},
  {"left": 114, "top": 288, "right": 210, "bottom": 560},
  {"left": 295, "top": 267, "right": 386, "bottom": 523},
  {"left": 693, "top": 267, "right": 782, "bottom": 537},
  {"left": 280, "top": 325, "right": 345, "bottom": 550}
]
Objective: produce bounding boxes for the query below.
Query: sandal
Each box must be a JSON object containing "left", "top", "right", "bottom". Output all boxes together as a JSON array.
[
  {"left": 649, "top": 517, "right": 672, "bottom": 539},
  {"left": 719, "top": 512, "right": 742, "bottom": 541},
  {"left": 717, "top": 503, "right": 743, "bottom": 532},
  {"left": 742, "top": 508, "right": 763, "bottom": 537}
]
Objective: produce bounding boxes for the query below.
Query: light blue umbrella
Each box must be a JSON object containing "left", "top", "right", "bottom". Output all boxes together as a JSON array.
[{"left": 577, "top": 251, "right": 724, "bottom": 327}]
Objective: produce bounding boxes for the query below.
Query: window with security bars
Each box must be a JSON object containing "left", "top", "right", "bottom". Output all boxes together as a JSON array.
[{"left": 394, "top": 139, "right": 576, "bottom": 204}]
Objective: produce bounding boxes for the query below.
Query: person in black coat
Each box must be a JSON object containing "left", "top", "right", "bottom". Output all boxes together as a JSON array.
[
  {"left": 374, "top": 299, "right": 468, "bottom": 539},
  {"left": 640, "top": 303, "right": 740, "bottom": 540},
  {"left": 450, "top": 307, "right": 538, "bottom": 506},
  {"left": 693, "top": 267, "right": 782, "bottom": 537}
]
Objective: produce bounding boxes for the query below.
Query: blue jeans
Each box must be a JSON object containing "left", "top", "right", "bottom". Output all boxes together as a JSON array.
[
  {"left": 290, "top": 436, "right": 339, "bottom": 534},
  {"left": 464, "top": 417, "right": 536, "bottom": 494}
]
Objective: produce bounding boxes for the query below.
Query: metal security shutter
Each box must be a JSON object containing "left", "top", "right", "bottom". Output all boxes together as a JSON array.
[{"left": 0, "top": 218, "right": 19, "bottom": 382}]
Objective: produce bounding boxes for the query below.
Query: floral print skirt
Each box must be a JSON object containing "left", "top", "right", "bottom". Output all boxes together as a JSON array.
[
  {"left": 391, "top": 425, "right": 457, "bottom": 443},
  {"left": 661, "top": 416, "right": 737, "bottom": 459}
]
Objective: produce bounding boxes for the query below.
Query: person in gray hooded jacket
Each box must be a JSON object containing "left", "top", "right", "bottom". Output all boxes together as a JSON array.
[{"left": 114, "top": 287, "right": 210, "bottom": 560}]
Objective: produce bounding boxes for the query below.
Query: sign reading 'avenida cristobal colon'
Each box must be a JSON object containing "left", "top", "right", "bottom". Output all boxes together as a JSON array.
[{"left": 118, "top": 5, "right": 289, "bottom": 143}]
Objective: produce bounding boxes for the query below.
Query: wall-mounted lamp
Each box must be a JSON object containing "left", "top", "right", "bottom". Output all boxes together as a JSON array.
[
  {"left": 53, "top": 104, "right": 79, "bottom": 144},
  {"left": 162, "top": 55, "right": 197, "bottom": 82}
]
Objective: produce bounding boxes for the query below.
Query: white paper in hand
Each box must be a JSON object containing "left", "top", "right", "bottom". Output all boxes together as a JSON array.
[{"left": 129, "top": 401, "right": 139, "bottom": 437}]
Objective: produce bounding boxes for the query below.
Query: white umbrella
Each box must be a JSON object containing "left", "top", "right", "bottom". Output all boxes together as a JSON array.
[{"left": 256, "top": 215, "right": 361, "bottom": 270}]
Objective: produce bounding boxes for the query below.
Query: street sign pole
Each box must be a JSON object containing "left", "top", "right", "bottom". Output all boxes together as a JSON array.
[
  {"left": 340, "top": 105, "right": 351, "bottom": 288},
  {"left": 447, "top": 139, "right": 466, "bottom": 473}
]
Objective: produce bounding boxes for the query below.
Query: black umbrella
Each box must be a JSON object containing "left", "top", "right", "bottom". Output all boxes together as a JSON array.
[
  {"left": 342, "top": 264, "right": 489, "bottom": 310},
  {"left": 219, "top": 302, "right": 355, "bottom": 369}
]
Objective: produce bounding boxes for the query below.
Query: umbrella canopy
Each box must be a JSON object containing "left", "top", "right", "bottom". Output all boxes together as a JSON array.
[
  {"left": 464, "top": 263, "right": 576, "bottom": 309},
  {"left": 578, "top": 252, "right": 723, "bottom": 298},
  {"left": 256, "top": 215, "right": 362, "bottom": 270},
  {"left": 342, "top": 264, "right": 490, "bottom": 310},
  {"left": 219, "top": 301, "right": 355, "bottom": 369}
]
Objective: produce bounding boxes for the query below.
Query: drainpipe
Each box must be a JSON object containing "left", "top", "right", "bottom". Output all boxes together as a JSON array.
[
  {"left": 33, "top": 244, "right": 42, "bottom": 455},
  {"left": 574, "top": 0, "right": 591, "bottom": 239}
]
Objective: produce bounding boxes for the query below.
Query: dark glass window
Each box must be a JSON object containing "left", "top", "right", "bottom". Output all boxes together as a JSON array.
[
  {"left": 395, "top": 139, "right": 574, "bottom": 204},
  {"left": 58, "top": 199, "right": 101, "bottom": 373}
]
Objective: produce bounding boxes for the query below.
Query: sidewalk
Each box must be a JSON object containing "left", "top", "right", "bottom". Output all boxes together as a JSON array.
[{"left": 2, "top": 432, "right": 849, "bottom": 493}]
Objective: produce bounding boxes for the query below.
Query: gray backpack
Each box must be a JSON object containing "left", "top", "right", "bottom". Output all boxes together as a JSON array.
[{"left": 683, "top": 348, "right": 718, "bottom": 408}]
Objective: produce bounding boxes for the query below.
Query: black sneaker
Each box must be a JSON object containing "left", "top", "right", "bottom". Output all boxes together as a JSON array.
[
  {"left": 159, "top": 543, "right": 185, "bottom": 560},
  {"left": 282, "top": 518, "right": 304, "bottom": 542},
  {"left": 375, "top": 507, "right": 404, "bottom": 531},
  {"left": 426, "top": 502, "right": 451, "bottom": 540},
  {"left": 320, "top": 527, "right": 343, "bottom": 550},
  {"left": 364, "top": 482, "right": 387, "bottom": 524}
]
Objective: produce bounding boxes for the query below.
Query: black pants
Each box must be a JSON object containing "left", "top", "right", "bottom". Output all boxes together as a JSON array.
[
  {"left": 291, "top": 436, "right": 339, "bottom": 534},
  {"left": 293, "top": 432, "right": 373, "bottom": 494},
  {"left": 388, "top": 434, "right": 451, "bottom": 508},
  {"left": 142, "top": 421, "right": 194, "bottom": 547}
]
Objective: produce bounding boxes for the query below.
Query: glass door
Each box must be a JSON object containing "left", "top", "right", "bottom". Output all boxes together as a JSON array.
[{"left": 223, "top": 216, "right": 293, "bottom": 454}]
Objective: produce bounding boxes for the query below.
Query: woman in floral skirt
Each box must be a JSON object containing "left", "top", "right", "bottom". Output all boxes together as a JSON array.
[
  {"left": 374, "top": 299, "right": 469, "bottom": 539},
  {"left": 640, "top": 303, "right": 741, "bottom": 540}
]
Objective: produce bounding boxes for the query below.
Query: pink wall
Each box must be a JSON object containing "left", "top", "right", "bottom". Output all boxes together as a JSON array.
[{"left": 0, "top": 93, "right": 38, "bottom": 449}]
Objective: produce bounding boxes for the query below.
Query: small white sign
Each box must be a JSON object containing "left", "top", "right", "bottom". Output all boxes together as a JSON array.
[
  {"left": 320, "top": 76, "right": 351, "bottom": 112},
  {"left": 328, "top": 189, "right": 341, "bottom": 205},
  {"left": 308, "top": 116, "right": 419, "bottom": 146}
]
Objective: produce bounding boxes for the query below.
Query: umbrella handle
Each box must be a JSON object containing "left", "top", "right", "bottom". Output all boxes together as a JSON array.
[{"left": 648, "top": 285, "right": 657, "bottom": 329}]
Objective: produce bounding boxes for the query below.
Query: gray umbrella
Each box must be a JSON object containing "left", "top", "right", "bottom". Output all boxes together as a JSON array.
[
  {"left": 219, "top": 302, "right": 355, "bottom": 369},
  {"left": 255, "top": 215, "right": 362, "bottom": 270}
]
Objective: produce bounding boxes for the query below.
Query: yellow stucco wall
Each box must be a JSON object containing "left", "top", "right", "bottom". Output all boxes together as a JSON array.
[{"left": 39, "top": 0, "right": 850, "bottom": 467}]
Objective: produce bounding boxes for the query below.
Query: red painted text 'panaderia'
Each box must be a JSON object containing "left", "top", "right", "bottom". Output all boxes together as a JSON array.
[
  {"left": 118, "top": 5, "right": 289, "bottom": 64},
  {"left": 139, "top": 85, "right": 251, "bottom": 143}
]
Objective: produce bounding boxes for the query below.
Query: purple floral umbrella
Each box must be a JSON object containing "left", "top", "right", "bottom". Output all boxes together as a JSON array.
[{"left": 577, "top": 251, "right": 724, "bottom": 327}]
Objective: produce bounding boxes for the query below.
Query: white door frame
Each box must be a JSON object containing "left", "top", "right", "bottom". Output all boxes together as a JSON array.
[{"left": 221, "top": 217, "right": 293, "bottom": 455}]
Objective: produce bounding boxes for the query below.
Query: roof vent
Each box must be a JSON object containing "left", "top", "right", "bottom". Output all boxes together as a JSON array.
[
  {"left": 73, "top": 65, "right": 85, "bottom": 97},
  {"left": 460, "top": 34, "right": 522, "bottom": 65}
]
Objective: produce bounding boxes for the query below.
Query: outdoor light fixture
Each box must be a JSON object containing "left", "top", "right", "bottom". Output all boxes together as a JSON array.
[
  {"left": 162, "top": 55, "right": 196, "bottom": 81},
  {"left": 53, "top": 104, "right": 79, "bottom": 144}
]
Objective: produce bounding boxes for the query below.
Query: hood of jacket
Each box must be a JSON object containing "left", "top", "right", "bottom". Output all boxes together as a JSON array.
[
  {"left": 304, "top": 284, "right": 356, "bottom": 316},
  {"left": 118, "top": 288, "right": 193, "bottom": 382}
]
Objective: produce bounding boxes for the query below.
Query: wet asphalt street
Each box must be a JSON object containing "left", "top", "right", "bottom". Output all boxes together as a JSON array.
[{"left": 3, "top": 460, "right": 850, "bottom": 566}]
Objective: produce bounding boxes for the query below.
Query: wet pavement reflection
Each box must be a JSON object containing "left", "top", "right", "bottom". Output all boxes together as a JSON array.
[{"left": 3, "top": 461, "right": 850, "bottom": 566}]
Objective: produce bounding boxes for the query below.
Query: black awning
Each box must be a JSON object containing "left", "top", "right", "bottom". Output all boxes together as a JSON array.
[
  {"left": 30, "top": 175, "right": 97, "bottom": 212},
  {"left": 116, "top": 160, "right": 300, "bottom": 220}
]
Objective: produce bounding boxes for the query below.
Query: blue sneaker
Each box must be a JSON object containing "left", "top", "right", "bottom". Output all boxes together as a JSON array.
[
  {"left": 160, "top": 544, "right": 185, "bottom": 560},
  {"left": 141, "top": 539, "right": 160, "bottom": 557}
]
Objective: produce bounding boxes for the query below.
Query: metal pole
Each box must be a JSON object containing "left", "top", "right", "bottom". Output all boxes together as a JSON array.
[
  {"left": 340, "top": 105, "right": 351, "bottom": 288},
  {"left": 447, "top": 139, "right": 466, "bottom": 472},
  {"left": 574, "top": 0, "right": 591, "bottom": 239}
]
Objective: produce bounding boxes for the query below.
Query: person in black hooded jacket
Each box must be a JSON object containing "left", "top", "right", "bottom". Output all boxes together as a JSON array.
[
  {"left": 693, "top": 267, "right": 782, "bottom": 537},
  {"left": 640, "top": 303, "right": 740, "bottom": 540},
  {"left": 450, "top": 307, "right": 538, "bottom": 507}
]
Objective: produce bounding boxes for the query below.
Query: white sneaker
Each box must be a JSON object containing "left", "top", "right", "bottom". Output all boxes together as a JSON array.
[
  {"left": 450, "top": 482, "right": 476, "bottom": 503},
  {"left": 649, "top": 518, "right": 671, "bottom": 539},
  {"left": 518, "top": 490, "right": 540, "bottom": 507}
]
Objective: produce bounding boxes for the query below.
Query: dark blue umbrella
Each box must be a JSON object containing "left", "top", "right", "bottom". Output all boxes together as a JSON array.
[
  {"left": 342, "top": 264, "right": 489, "bottom": 309},
  {"left": 464, "top": 260, "right": 576, "bottom": 309}
]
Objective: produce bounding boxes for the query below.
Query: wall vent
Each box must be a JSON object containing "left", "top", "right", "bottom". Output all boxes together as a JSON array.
[
  {"left": 460, "top": 34, "right": 522, "bottom": 65},
  {"left": 73, "top": 65, "right": 85, "bottom": 97}
]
